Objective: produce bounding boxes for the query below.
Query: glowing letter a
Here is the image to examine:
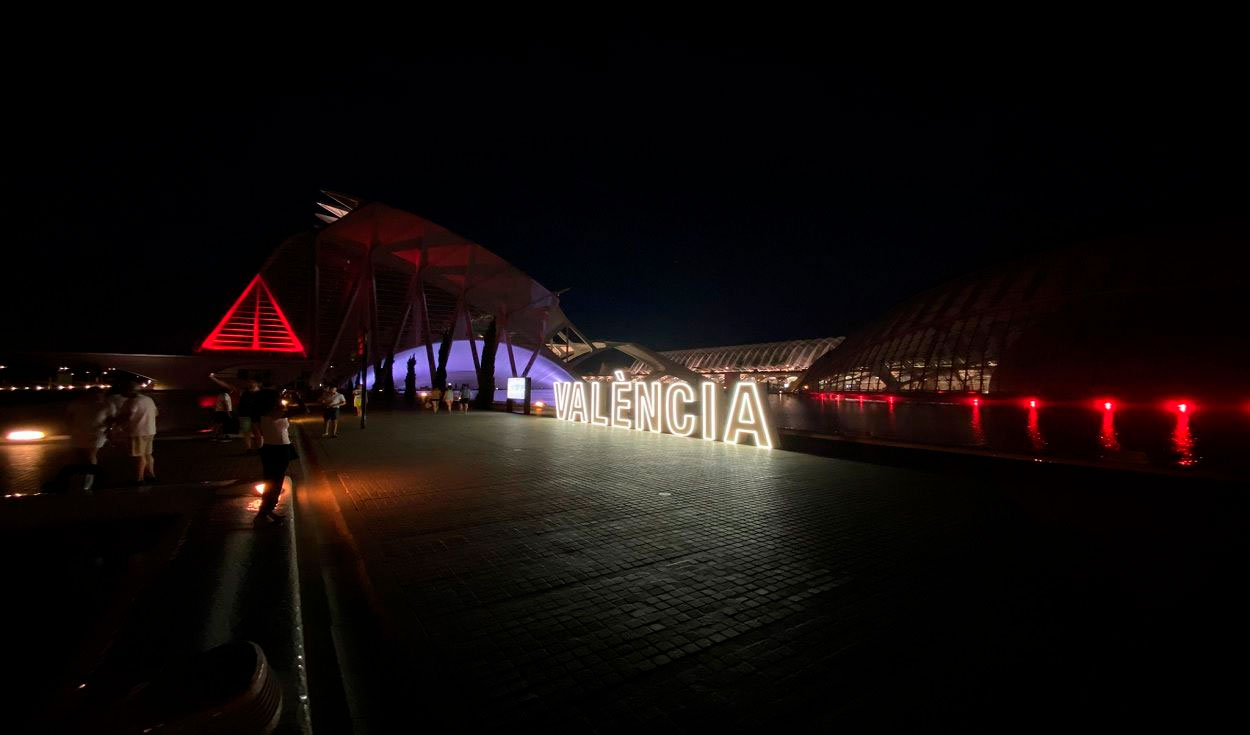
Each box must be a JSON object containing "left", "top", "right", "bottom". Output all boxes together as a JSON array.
[
  {"left": 567, "top": 381, "right": 589, "bottom": 423},
  {"left": 723, "top": 382, "right": 772, "bottom": 448}
]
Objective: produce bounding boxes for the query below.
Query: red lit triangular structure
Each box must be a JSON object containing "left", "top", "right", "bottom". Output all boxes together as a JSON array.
[{"left": 200, "top": 275, "right": 306, "bottom": 354}]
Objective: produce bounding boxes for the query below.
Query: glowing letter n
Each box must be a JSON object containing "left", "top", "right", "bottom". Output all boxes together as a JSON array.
[{"left": 635, "top": 382, "right": 662, "bottom": 433}]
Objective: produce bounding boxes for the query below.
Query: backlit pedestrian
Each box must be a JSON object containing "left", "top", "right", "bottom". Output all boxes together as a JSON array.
[
  {"left": 255, "top": 391, "right": 293, "bottom": 525},
  {"left": 119, "top": 380, "right": 158, "bottom": 483},
  {"left": 321, "top": 385, "right": 346, "bottom": 438}
]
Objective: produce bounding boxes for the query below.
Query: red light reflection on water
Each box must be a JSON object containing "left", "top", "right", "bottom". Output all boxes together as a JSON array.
[
  {"left": 1027, "top": 406, "right": 1045, "bottom": 452},
  {"left": 1172, "top": 411, "right": 1197, "bottom": 466},
  {"left": 969, "top": 402, "right": 985, "bottom": 445},
  {"left": 1099, "top": 408, "right": 1120, "bottom": 452}
]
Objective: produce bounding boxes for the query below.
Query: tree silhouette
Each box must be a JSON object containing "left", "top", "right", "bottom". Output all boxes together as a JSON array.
[
  {"left": 433, "top": 328, "right": 453, "bottom": 391},
  {"left": 473, "top": 318, "right": 498, "bottom": 409},
  {"left": 404, "top": 353, "right": 417, "bottom": 405}
]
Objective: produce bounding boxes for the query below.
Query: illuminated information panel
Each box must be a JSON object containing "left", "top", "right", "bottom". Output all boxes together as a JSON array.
[
  {"left": 507, "top": 377, "right": 531, "bottom": 401},
  {"left": 551, "top": 379, "right": 772, "bottom": 448}
]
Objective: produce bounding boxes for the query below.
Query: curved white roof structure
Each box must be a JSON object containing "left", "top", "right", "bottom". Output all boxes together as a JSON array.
[{"left": 626, "top": 337, "right": 843, "bottom": 378}]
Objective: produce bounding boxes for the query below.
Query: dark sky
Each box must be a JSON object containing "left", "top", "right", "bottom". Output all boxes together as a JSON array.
[{"left": 7, "top": 31, "right": 1248, "bottom": 353}]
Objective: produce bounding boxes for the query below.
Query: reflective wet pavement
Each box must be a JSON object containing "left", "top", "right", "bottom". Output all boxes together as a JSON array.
[
  {"left": 767, "top": 394, "right": 1249, "bottom": 476},
  {"left": 298, "top": 409, "right": 1250, "bottom": 730}
]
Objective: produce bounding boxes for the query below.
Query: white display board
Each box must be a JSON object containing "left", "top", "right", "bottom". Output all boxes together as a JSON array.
[{"left": 507, "top": 377, "right": 531, "bottom": 401}]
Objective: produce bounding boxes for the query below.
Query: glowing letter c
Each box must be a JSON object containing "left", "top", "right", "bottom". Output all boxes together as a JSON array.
[{"left": 664, "top": 382, "right": 697, "bottom": 437}]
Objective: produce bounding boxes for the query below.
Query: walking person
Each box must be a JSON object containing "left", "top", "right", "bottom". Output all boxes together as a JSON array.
[
  {"left": 211, "top": 387, "right": 233, "bottom": 441},
  {"left": 59, "top": 386, "right": 116, "bottom": 491},
  {"left": 321, "top": 385, "right": 346, "bottom": 438},
  {"left": 254, "top": 392, "right": 292, "bottom": 525},
  {"left": 236, "top": 380, "right": 261, "bottom": 452},
  {"left": 441, "top": 384, "right": 455, "bottom": 413},
  {"left": 119, "top": 380, "right": 159, "bottom": 484},
  {"left": 458, "top": 384, "right": 472, "bottom": 413},
  {"left": 431, "top": 386, "right": 443, "bottom": 413}
]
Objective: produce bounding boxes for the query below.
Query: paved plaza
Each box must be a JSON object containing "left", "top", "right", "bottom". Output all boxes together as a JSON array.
[{"left": 299, "top": 410, "right": 1247, "bottom": 730}]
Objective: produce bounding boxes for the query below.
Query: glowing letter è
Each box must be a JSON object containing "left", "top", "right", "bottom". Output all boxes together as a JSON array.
[
  {"left": 723, "top": 381, "right": 772, "bottom": 448},
  {"left": 567, "top": 381, "right": 589, "bottom": 423},
  {"left": 664, "top": 382, "right": 697, "bottom": 437},
  {"left": 635, "top": 381, "right": 662, "bottom": 433},
  {"left": 589, "top": 382, "right": 610, "bottom": 427},
  {"left": 610, "top": 380, "right": 633, "bottom": 429}
]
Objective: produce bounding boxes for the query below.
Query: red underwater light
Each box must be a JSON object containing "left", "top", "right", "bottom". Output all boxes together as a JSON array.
[
  {"left": 1027, "top": 398, "right": 1038, "bottom": 409},
  {"left": 1102, "top": 400, "right": 1114, "bottom": 411}
]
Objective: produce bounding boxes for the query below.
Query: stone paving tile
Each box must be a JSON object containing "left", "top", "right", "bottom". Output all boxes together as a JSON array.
[{"left": 308, "top": 410, "right": 1249, "bottom": 730}]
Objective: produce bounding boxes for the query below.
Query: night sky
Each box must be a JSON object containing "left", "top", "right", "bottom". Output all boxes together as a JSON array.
[{"left": 8, "top": 32, "right": 1248, "bottom": 354}]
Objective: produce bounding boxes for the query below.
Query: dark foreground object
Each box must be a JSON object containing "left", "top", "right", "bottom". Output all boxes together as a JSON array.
[
  {"left": 0, "top": 438, "right": 303, "bottom": 733},
  {"left": 104, "top": 641, "right": 282, "bottom": 734}
]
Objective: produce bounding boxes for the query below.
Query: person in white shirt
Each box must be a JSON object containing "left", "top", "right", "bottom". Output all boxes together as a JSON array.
[
  {"left": 256, "top": 392, "right": 292, "bottom": 524},
  {"left": 120, "top": 380, "right": 159, "bottom": 483},
  {"left": 320, "top": 386, "right": 346, "bottom": 438},
  {"left": 64, "top": 387, "right": 116, "bottom": 491},
  {"left": 212, "top": 389, "right": 233, "bottom": 442}
]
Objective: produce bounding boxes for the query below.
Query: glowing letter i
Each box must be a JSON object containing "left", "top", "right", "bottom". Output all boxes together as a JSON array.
[{"left": 701, "top": 381, "right": 718, "bottom": 441}]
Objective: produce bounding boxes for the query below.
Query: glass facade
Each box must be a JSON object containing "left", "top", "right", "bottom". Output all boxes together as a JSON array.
[{"left": 800, "top": 238, "right": 1250, "bottom": 401}]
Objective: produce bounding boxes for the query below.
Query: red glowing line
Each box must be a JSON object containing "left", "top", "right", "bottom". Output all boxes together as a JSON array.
[{"left": 200, "top": 274, "right": 306, "bottom": 354}]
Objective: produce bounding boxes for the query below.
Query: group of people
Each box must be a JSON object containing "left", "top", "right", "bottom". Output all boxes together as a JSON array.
[
  {"left": 56, "top": 373, "right": 476, "bottom": 522},
  {"left": 56, "top": 380, "right": 159, "bottom": 491},
  {"left": 429, "top": 384, "right": 472, "bottom": 413}
]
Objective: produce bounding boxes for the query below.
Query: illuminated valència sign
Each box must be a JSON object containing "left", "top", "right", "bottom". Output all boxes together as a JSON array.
[{"left": 552, "top": 377, "right": 773, "bottom": 448}]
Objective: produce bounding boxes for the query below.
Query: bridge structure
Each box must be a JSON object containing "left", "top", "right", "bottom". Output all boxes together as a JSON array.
[
  {"left": 9, "top": 195, "right": 832, "bottom": 397},
  {"left": 190, "top": 194, "right": 726, "bottom": 395}
]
